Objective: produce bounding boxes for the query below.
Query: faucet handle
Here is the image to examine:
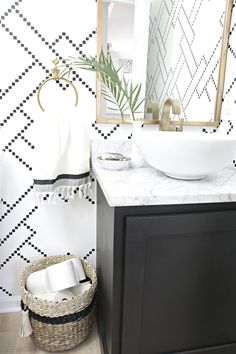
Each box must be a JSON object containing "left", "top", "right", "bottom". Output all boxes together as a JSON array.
[
  {"left": 146, "top": 100, "right": 160, "bottom": 120},
  {"left": 176, "top": 118, "right": 184, "bottom": 132},
  {"left": 172, "top": 99, "right": 181, "bottom": 115},
  {"left": 160, "top": 98, "right": 183, "bottom": 132},
  {"left": 172, "top": 100, "right": 183, "bottom": 131}
]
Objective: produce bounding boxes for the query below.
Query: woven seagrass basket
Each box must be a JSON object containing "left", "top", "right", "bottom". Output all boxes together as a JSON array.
[{"left": 20, "top": 255, "right": 97, "bottom": 352}]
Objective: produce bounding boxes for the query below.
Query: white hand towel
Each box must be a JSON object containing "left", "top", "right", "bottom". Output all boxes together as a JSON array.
[{"left": 32, "top": 107, "right": 91, "bottom": 204}]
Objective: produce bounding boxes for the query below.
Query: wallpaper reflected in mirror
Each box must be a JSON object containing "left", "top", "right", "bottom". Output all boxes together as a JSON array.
[{"left": 145, "top": 0, "right": 227, "bottom": 124}]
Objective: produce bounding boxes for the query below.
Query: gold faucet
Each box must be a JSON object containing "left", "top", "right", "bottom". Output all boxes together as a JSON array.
[
  {"left": 146, "top": 100, "right": 160, "bottom": 120},
  {"left": 160, "top": 98, "right": 183, "bottom": 132}
]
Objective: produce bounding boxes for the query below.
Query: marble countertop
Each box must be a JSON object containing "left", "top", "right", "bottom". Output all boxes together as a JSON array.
[{"left": 92, "top": 141, "right": 236, "bottom": 207}]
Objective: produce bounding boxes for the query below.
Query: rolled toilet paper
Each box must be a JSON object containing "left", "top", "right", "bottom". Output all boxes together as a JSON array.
[
  {"left": 49, "top": 257, "right": 86, "bottom": 283},
  {"left": 46, "top": 260, "right": 78, "bottom": 292},
  {"left": 71, "top": 282, "right": 91, "bottom": 296},
  {"left": 26, "top": 269, "right": 48, "bottom": 295},
  {"left": 70, "top": 257, "right": 86, "bottom": 282},
  {"left": 35, "top": 289, "right": 74, "bottom": 301}
]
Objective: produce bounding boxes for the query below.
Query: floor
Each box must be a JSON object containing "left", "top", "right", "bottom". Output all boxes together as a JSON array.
[{"left": 0, "top": 312, "right": 102, "bottom": 354}]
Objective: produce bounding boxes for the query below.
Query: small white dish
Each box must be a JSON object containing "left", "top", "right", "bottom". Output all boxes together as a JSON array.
[{"left": 97, "top": 156, "right": 131, "bottom": 171}]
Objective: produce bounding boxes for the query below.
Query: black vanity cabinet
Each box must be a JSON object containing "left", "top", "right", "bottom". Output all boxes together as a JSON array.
[{"left": 97, "top": 184, "right": 236, "bottom": 354}]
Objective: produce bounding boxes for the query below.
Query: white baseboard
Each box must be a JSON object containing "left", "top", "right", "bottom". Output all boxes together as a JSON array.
[{"left": 0, "top": 296, "right": 21, "bottom": 313}]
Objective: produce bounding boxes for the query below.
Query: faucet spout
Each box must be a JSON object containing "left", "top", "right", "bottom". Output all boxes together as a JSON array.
[{"left": 160, "top": 98, "right": 183, "bottom": 132}]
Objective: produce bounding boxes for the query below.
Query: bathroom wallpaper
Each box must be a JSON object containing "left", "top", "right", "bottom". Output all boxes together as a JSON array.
[
  {"left": 146, "top": 0, "right": 227, "bottom": 123},
  {"left": 0, "top": 0, "right": 235, "bottom": 312},
  {"left": 0, "top": 0, "right": 100, "bottom": 312}
]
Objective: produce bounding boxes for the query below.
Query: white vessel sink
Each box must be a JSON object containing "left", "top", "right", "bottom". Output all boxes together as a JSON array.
[{"left": 135, "top": 131, "right": 236, "bottom": 180}]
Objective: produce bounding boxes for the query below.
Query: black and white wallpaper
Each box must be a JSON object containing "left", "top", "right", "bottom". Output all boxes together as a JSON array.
[
  {"left": 0, "top": 0, "right": 236, "bottom": 311},
  {"left": 146, "top": 0, "right": 236, "bottom": 127},
  {"left": 0, "top": 0, "right": 100, "bottom": 310}
]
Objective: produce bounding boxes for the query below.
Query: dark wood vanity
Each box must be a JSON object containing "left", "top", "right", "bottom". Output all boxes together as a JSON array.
[{"left": 96, "top": 183, "right": 236, "bottom": 354}]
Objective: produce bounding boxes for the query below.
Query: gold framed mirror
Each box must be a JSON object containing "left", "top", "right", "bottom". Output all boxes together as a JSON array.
[{"left": 97, "top": 0, "right": 233, "bottom": 126}]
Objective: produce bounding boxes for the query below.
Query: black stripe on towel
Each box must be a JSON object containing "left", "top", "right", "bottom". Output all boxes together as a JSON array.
[
  {"left": 34, "top": 172, "right": 90, "bottom": 185},
  {"left": 21, "top": 296, "right": 95, "bottom": 325}
]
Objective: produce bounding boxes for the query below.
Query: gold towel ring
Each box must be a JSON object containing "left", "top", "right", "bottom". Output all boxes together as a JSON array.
[{"left": 37, "top": 59, "right": 79, "bottom": 112}]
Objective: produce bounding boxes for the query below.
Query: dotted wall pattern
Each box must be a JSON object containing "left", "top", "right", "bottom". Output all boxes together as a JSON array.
[
  {"left": 146, "top": 0, "right": 232, "bottom": 123},
  {"left": 0, "top": 0, "right": 98, "bottom": 299},
  {"left": 0, "top": 0, "right": 235, "bottom": 301},
  {"left": 221, "top": 1, "right": 236, "bottom": 136}
]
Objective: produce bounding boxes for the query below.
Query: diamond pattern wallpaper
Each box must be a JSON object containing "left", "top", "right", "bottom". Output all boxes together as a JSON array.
[
  {"left": 0, "top": 0, "right": 236, "bottom": 311},
  {"left": 146, "top": 0, "right": 235, "bottom": 125},
  {"left": 0, "top": 0, "right": 100, "bottom": 309}
]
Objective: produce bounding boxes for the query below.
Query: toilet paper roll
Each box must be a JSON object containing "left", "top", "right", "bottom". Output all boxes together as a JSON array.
[
  {"left": 70, "top": 282, "right": 91, "bottom": 296},
  {"left": 46, "top": 260, "right": 78, "bottom": 292},
  {"left": 70, "top": 257, "right": 86, "bottom": 282},
  {"left": 26, "top": 269, "right": 48, "bottom": 295},
  {"left": 52, "top": 257, "right": 86, "bottom": 283},
  {"left": 35, "top": 289, "right": 74, "bottom": 301}
]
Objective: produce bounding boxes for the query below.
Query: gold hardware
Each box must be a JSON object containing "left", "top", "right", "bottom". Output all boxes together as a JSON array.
[
  {"left": 159, "top": 98, "right": 183, "bottom": 132},
  {"left": 37, "top": 59, "right": 79, "bottom": 112},
  {"left": 214, "top": 0, "right": 233, "bottom": 126},
  {"left": 146, "top": 101, "right": 160, "bottom": 120}
]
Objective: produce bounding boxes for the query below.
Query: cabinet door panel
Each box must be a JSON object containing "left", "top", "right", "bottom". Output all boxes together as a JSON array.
[
  {"left": 175, "top": 342, "right": 236, "bottom": 354},
  {"left": 122, "top": 211, "right": 236, "bottom": 354}
]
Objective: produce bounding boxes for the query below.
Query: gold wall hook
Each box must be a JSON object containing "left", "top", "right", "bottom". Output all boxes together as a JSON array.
[{"left": 37, "top": 58, "right": 79, "bottom": 112}]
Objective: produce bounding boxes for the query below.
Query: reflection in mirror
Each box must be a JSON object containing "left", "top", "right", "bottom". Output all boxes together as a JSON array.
[
  {"left": 145, "top": 0, "right": 233, "bottom": 126},
  {"left": 99, "top": 0, "right": 136, "bottom": 121},
  {"left": 97, "top": 0, "right": 233, "bottom": 126}
]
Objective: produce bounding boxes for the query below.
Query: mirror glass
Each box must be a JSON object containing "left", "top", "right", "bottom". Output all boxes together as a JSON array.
[
  {"left": 99, "top": 0, "right": 136, "bottom": 121},
  {"left": 97, "top": 0, "right": 233, "bottom": 125}
]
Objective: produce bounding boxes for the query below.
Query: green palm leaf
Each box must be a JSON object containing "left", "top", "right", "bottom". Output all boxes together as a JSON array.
[{"left": 61, "top": 50, "right": 145, "bottom": 120}]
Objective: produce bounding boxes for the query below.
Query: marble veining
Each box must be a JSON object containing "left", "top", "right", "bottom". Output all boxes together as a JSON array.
[{"left": 92, "top": 141, "right": 236, "bottom": 207}]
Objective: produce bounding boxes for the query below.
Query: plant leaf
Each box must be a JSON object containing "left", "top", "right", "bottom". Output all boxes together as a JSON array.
[{"left": 60, "top": 49, "right": 145, "bottom": 119}]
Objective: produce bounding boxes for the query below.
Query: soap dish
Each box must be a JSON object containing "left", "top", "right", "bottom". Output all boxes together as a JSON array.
[{"left": 97, "top": 155, "right": 131, "bottom": 171}]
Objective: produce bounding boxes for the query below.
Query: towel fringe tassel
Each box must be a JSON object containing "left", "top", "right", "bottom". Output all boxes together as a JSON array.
[{"left": 35, "top": 182, "right": 92, "bottom": 205}]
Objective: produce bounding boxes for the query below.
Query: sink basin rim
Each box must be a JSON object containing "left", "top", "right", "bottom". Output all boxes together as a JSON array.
[{"left": 135, "top": 131, "right": 236, "bottom": 180}]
